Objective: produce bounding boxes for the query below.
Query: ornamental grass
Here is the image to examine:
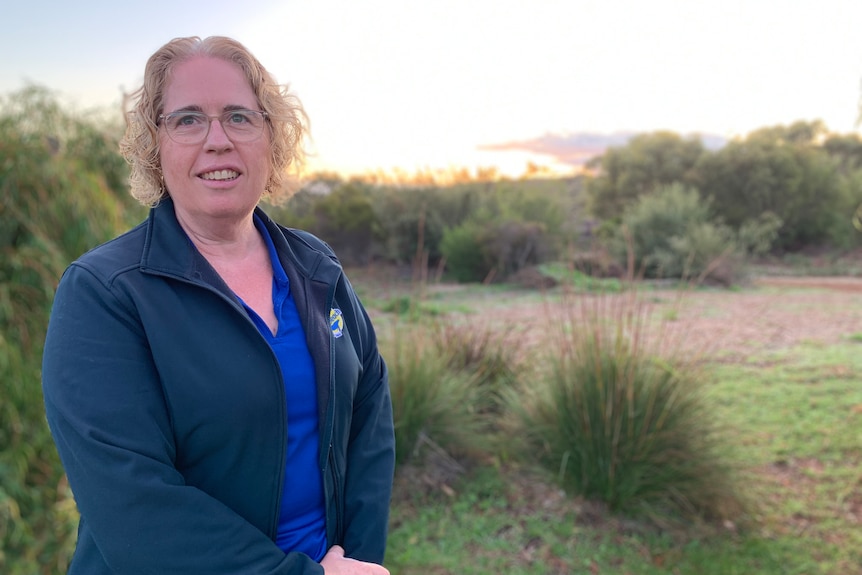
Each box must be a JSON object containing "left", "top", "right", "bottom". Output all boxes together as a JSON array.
[
  {"left": 506, "top": 286, "right": 746, "bottom": 523},
  {"left": 382, "top": 320, "right": 492, "bottom": 465}
]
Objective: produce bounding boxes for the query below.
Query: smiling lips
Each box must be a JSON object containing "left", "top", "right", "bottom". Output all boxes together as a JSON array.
[{"left": 200, "top": 169, "right": 239, "bottom": 181}]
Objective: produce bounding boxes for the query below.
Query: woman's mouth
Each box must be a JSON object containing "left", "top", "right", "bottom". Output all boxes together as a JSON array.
[{"left": 200, "top": 169, "right": 239, "bottom": 181}]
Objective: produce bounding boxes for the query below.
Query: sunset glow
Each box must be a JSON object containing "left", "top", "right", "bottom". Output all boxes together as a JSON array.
[{"left": 4, "top": 0, "right": 862, "bottom": 179}]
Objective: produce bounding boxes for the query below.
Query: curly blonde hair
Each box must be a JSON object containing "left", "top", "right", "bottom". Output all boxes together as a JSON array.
[{"left": 120, "top": 36, "right": 308, "bottom": 206}]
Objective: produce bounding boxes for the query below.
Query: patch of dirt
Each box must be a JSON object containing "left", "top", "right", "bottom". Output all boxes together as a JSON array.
[
  {"left": 756, "top": 276, "right": 862, "bottom": 292},
  {"left": 471, "top": 276, "right": 862, "bottom": 362}
]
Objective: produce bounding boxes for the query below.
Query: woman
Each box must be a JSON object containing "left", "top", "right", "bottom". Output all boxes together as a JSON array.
[{"left": 42, "top": 36, "right": 394, "bottom": 575}]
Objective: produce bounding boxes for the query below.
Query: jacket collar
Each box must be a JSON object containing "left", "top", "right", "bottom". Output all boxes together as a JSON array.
[{"left": 139, "top": 197, "right": 340, "bottom": 287}]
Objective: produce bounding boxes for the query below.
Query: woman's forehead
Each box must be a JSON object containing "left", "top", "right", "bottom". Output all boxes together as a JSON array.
[{"left": 162, "top": 56, "right": 256, "bottom": 112}]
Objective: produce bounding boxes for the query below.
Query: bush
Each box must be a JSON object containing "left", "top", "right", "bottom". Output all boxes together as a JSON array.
[
  {"left": 586, "top": 131, "right": 706, "bottom": 222},
  {"left": 441, "top": 219, "right": 556, "bottom": 283},
  {"left": 309, "top": 182, "right": 382, "bottom": 265},
  {"left": 693, "top": 124, "right": 843, "bottom": 251},
  {"left": 505, "top": 291, "right": 745, "bottom": 523},
  {"left": 537, "top": 263, "right": 623, "bottom": 292},
  {"left": 1, "top": 86, "right": 136, "bottom": 574},
  {"left": 614, "top": 183, "right": 745, "bottom": 283},
  {"left": 439, "top": 222, "right": 490, "bottom": 283},
  {"left": 429, "top": 320, "right": 518, "bottom": 416},
  {"left": 381, "top": 322, "right": 489, "bottom": 465},
  {"left": 737, "top": 211, "right": 783, "bottom": 257},
  {"left": 374, "top": 185, "right": 471, "bottom": 266},
  {"left": 484, "top": 220, "right": 555, "bottom": 280}
]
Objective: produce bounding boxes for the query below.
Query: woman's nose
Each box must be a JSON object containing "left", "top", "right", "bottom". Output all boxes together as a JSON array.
[{"left": 204, "top": 117, "right": 234, "bottom": 150}]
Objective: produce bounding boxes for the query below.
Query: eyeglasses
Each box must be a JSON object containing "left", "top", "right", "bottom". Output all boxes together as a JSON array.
[{"left": 158, "top": 109, "right": 268, "bottom": 144}]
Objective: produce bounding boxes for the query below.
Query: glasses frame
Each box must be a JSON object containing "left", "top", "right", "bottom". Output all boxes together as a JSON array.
[{"left": 157, "top": 109, "right": 269, "bottom": 144}]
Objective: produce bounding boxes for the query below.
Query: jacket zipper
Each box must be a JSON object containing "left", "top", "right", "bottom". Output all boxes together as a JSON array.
[
  {"left": 321, "top": 276, "right": 343, "bottom": 546},
  {"left": 152, "top": 271, "right": 288, "bottom": 540},
  {"left": 327, "top": 444, "right": 343, "bottom": 544}
]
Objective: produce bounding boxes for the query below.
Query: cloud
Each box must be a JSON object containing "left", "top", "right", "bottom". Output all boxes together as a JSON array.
[{"left": 479, "top": 132, "right": 727, "bottom": 167}]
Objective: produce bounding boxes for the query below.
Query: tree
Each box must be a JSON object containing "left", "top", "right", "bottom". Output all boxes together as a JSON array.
[
  {"left": 310, "top": 182, "right": 382, "bottom": 265},
  {"left": 693, "top": 123, "right": 843, "bottom": 251},
  {"left": 586, "top": 131, "right": 706, "bottom": 222}
]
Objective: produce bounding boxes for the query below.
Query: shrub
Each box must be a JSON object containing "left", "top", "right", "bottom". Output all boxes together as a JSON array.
[
  {"left": 506, "top": 290, "right": 745, "bottom": 523},
  {"left": 586, "top": 131, "right": 706, "bottom": 222},
  {"left": 537, "top": 263, "right": 623, "bottom": 292},
  {"left": 429, "top": 320, "right": 518, "bottom": 416},
  {"left": 381, "top": 322, "right": 488, "bottom": 465},
  {"left": 441, "top": 219, "right": 557, "bottom": 283},
  {"left": 483, "top": 220, "right": 555, "bottom": 280},
  {"left": 1, "top": 86, "right": 137, "bottom": 574},
  {"left": 614, "top": 183, "right": 744, "bottom": 283},
  {"left": 692, "top": 124, "right": 843, "bottom": 251},
  {"left": 310, "top": 182, "right": 382, "bottom": 265},
  {"left": 737, "top": 211, "right": 783, "bottom": 257},
  {"left": 439, "top": 222, "right": 490, "bottom": 283},
  {"left": 374, "top": 185, "right": 470, "bottom": 266}
]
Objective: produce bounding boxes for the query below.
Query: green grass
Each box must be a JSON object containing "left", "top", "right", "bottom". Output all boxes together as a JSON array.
[
  {"left": 387, "top": 466, "right": 827, "bottom": 575},
  {"left": 706, "top": 343, "right": 862, "bottom": 573},
  {"left": 537, "top": 262, "right": 624, "bottom": 292}
]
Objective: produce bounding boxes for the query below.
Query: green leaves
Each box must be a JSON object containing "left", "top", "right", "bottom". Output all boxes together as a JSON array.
[{"left": 0, "top": 86, "right": 139, "bottom": 574}]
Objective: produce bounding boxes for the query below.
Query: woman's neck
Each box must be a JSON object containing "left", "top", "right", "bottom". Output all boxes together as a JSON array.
[{"left": 175, "top": 210, "right": 261, "bottom": 263}]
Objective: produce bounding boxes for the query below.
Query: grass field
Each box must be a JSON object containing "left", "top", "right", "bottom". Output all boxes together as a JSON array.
[{"left": 355, "top": 271, "right": 862, "bottom": 575}]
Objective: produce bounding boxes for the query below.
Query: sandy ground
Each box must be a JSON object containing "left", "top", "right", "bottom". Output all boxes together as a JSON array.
[{"left": 450, "top": 276, "right": 862, "bottom": 363}]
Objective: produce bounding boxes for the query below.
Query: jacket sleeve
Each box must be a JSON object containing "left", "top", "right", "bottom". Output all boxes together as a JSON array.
[
  {"left": 339, "top": 284, "right": 396, "bottom": 563},
  {"left": 42, "top": 264, "right": 323, "bottom": 575}
]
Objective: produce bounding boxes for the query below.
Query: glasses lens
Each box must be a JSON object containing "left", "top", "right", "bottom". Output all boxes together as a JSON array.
[
  {"left": 164, "top": 112, "right": 208, "bottom": 143},
  {"left": 163, "top": 110, "right": 266, "bottom": 143},
  {"left": 220, "top": 110, "right": 265, "bottom": 142}
]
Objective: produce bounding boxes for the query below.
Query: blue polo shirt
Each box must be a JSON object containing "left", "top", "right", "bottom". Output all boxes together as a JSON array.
[{"left": 237, "top": 217, "right": 327, "bottom": 561}]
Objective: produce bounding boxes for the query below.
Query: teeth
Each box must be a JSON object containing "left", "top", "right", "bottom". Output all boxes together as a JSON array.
[{"left": 201, "top": 169, "right": 239, "bottom": 181}]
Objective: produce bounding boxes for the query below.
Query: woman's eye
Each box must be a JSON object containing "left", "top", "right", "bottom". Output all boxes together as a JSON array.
[
  {"left": 227, "top": 112, "right": 250, "bottom": 124},
  {"left": 173, "top": 114, "right": 204, "bottom": 127}
]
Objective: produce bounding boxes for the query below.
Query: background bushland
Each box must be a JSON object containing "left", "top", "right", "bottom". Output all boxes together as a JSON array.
[
  {"left": 277, "top": 119, "right": 862, "bottom": 283},
  {"left": 1, "top": 86, "right": 143, "bottom": 574}
]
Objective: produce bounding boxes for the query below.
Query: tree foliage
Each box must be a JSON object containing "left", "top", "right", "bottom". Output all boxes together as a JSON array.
[
  {"left": 280, "top": 175, "right": 579, "bottom": 281},
  {"left": 614, "top": 183, "right": 743, "bottom": 283},
  {"left": 586, "top": 120, "right": 862, "bottom": 255},
  {"left": 693, "top": 121, "right": 845, "bottom": 250},
  {"left": 586, "top": 131, "right": 706, "bottom": 222},
  {"left": 440, "top": 218, "right": 555, "bottom": 283},
  {"left": 1, "top": 86, "right": 137, "bottom": 574},
  {"left": 310, "top": 182, "right": 382, "bottom": 265}
]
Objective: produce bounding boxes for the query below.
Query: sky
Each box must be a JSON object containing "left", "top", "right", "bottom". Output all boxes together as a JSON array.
[{"left": 4, "top": 0, "right": 862, "bottom": 178}]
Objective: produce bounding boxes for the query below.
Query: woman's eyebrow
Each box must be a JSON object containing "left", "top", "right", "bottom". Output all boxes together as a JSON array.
[
  {"left": 165, "top": 105, "right": 204, "bottom": 114},
  {"left": 166, "top": 104, "right": 253, "bottom": 114}
]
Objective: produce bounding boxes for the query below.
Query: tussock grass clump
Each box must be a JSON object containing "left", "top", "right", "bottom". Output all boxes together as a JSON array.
[
  {"left": 381, "top": 321, "right": 489, "bottom": 465},
  {"left": 508, "top": 290, "right": 746, "bottom": 523},
  {"left": 429, "top": 320, "right": 518, "bottom": 416}
]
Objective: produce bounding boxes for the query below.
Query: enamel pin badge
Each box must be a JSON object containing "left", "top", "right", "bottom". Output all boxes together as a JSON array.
[{"left": 329, "top": 308, "right": 344, "bottom": 338}]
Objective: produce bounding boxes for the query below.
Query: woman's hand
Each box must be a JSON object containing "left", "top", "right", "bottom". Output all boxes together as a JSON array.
[{"left": 320, "top": 545, "right": 390, "bottom": 575}]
